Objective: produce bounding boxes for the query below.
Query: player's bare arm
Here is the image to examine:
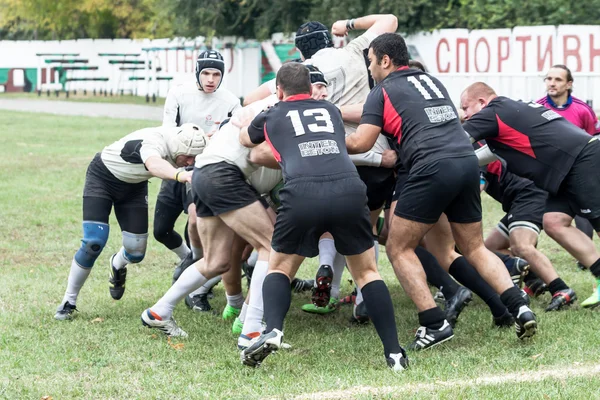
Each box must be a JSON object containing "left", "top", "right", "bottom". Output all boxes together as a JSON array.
[
  {"left": 331, "top": 14, "right": 398, "bottom": 37},
  {"left": 346, "top": 123, "right": 382, "bottom": 154},
  {"left": 144, "top": 155, "right": 193, "bottom": 183}
]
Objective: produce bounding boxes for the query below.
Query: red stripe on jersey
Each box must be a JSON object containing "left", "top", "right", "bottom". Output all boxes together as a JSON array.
[
  {"left": 494, "top": 115, "right": 536, "bottom": 159},
  {"left": 263, "top": 125, "right": 281, "bottom": 162},
  {"left": 486, "top": 160, "right": 502, "bottom": 181},
  {"left": 382, "top": 87, "right": 403, "bottom": 143}
]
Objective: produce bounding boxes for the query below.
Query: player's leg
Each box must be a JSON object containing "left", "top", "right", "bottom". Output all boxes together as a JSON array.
[
  {"left": 508, "top": 225, "right": 576, "bottom": 311},
  {"left": 110, "top": 181, "right": 149, "bottom": 300},
  {"left": 55, "top": 196, "right": 112, "bottom": 320},
  {"left": 142, "top": 215, "right": 236, "bottom": 337},
  {"left": 153, "top": 180, "right": 189, "bottom": 261},
  {"left": 484, "top": 216, "right": 511, "bottom": 253},
  {"left": 221, "top": 234, "right": 246, "bottom": 321}
]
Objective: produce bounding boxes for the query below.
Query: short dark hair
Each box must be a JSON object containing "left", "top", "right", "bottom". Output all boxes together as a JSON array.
[
  {"left": 276, "top": 62, "right": 311, "bottom": 96},
  {"left": 369, "top": 33, "right": 409, "bottom": 67},
  {"left": 408, "top": 59, "right": 425, "bottom": 72}
]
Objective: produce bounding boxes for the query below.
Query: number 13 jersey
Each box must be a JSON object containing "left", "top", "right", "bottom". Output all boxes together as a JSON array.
[
  {"left": 247, "top": 94, "right": 356, "bottom": 181},
  {"left": 360, "top": 67, "right": 474, "bottom": 171}
]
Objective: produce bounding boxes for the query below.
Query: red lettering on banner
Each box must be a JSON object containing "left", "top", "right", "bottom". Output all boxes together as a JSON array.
[
  {"left": 563, "top": 35, "right": 582, "bottom": 72},
  {"left": 184, "top": 50, "right": 195, "bottom": 73},
  {"left": 516, "top": 36, "right": 531, "bottom": 72},
  {"left": 475, "top": 38, "right": 490, "bottom": 72},
  {"left": 537, "top": 36, "right": 553, "bottom": 72},
  {"left": 498, "top": 37, "right": 510, "bottom": 72},
  {"left": 436, "top": 39, "right": 450, "bottom": 73},
  {"left": 457, "top": 38, "right": 469, "bottom": 72},
  {"left": 590, "top": 34, "right": 600, "bottom": 72}
]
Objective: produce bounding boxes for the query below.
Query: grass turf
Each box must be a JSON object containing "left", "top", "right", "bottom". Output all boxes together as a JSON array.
[{"left": 0, "top": 109, "right": 599, "bottom": 399}]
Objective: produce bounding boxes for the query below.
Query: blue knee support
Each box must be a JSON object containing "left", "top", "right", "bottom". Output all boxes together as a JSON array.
[
  {"left": 122, "top": 231, "right": 148, "bottom": 264},
  {"left": 75, "top": 221, "right": 110, "bottom": 268}
]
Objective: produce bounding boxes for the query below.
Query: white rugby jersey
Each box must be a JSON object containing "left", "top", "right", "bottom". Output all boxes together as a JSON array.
[
  {"left": 195, "top": 95, "right": 279, "bottom": 177},
  {"left": 163, "top": 81, "right": 241, "bottom": 133},
  {"left": 101, "top": 126, "right": 175, "bottom": 184}
]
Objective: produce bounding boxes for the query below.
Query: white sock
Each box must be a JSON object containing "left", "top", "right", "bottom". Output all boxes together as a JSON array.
[
  {"left": 61, "top": 259, "right": 92, "bottom": 305},
  {"left": 111, "top": 247, "right": 128, "bottom": 270},
  {"left": 318, "top": 238, "right": 336, "bottom": 267},
  {"left": 355, "top": 284, "right": 364, "bottom": 306},
  {"left": 172, "top": 242, "right": 191, "bottom": 261},
  {"left": 247, "top": 250, "right": 258, "bottom": 267},
  {"left": 331, "top": 252, "right": 345, "bottom": 299},
  {"left": 151, "top": 266, "right": 208, "bottom": 319},
  {"left": 192, "top": 245, "right": 203, "bottom": 260},
  {"left": 374, "top": 240, "right": 380, "bottom": 266},
  {"left": 190, "top": 275, "right": 221, "bottom": 296},
  {"left": 241, "top": 260, "right": 268, "bottom": 335},
  {"left": 226, "top": 292, "right": 245, "bottom": 309},
  {"left": 239, "top": 302, "right": 248, "bottom": 323}
]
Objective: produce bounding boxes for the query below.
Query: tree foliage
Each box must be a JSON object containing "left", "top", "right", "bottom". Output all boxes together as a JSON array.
[{"left": 2, "top": 0, "right": 600, "bottom": 40}]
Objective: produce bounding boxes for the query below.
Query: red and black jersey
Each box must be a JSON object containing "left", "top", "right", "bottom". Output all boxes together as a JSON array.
[
  {"left": 360, "top": 67, "right": 474, "bottom": 171},
  {"left": 247, "top": 94, "right": 356, "bottom": 181},
  {"left": 463, "top": 96, "right": 591, "bottom": 195}
]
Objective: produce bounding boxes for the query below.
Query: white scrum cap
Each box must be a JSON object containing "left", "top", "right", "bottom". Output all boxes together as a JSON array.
[{"left": 168, "top": 123, "right": 208, "bottom": 158}]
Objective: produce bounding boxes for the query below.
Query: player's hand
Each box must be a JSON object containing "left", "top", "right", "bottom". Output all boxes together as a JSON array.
[
  {"left": 177, "top": 170, "right": 193, "bottom": 184},
  {"left": 380, "top": 149, "right": 398, "bottom": 168},
  {"left": 331, "top": 20, "right": 349, "bottom": 37}
]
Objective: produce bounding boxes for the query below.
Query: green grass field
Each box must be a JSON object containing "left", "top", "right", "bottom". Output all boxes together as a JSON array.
[
  {"left": 0, "top": 92, "right": 166, "bottom": 106},
  {"left": 1, "top": 109, "right": 599, "bottom": 399}
]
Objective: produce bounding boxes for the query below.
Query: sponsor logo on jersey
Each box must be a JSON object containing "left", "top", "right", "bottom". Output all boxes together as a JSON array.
[
  {"left": 298, "top": 140, "right": 340, "bottom": 157},
  {"left": 541, "top": 110, "right": 561, "bottom": 121},
  {"left": 424, "top": 106, "right": 457, "bottom": 123}
]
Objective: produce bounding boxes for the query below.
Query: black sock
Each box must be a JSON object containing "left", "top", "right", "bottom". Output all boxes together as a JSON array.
[
  {"left": 492, "top": 251, "right": 512, "bottom": 264},
  {"left": 361, "top": 280, "right": 402, "bottom": 357},
  {"left": 500, "top": 286, "right": 527, "bottom": 317},
  {"left": 263, "top": 273, "right": 291, "bottom": 333},
  {"left": 449, "top": 256, "right": 508, "bottom": 318},
  {"left": 575, "top": 216, "right": 594, "bottom": 239},
  {"left": 548, "top": 278, "right": 569, "bottom": 295},
  {"left": 418, "top": 306, "right": 445, "bottom": 329},
  {"left": 590, "top": 258, "right": 600, "bottom": 278},
  {"left": 416, "top": 246, "right": 459, "bottom": 299}
]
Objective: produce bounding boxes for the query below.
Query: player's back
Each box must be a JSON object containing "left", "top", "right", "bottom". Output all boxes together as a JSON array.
[
  {"left": 262, "top": 97, "right": 356, "bottom": 181},
  {"left": 376, "top": 68, "right": 473, "bottom": 170}
]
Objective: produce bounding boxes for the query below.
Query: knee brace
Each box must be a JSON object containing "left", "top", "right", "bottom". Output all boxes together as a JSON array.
[
  {"left": 75, "top": 221, "right": 110, "bottom": 268},
  {"left": 122, "top": 231, "right": 148, "bottom": 264}
]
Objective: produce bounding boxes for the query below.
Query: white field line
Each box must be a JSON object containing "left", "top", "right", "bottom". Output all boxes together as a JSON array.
[{"left": 292, "top": 364, "right": 600, "bottom": 399}]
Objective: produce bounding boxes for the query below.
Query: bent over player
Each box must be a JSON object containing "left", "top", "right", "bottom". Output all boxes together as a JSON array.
[
  {"left": 55, "top": 124, "right": 208, "bottom": 320},
  {"left": 238, "top": 63, "right": 408, "bottom": 371}
]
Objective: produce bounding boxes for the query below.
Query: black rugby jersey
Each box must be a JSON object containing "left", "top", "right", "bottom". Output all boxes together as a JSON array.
[
  {"left": 463, "top": 96, "right": 591, "bottom": 195},
  {"left": 247, "top": 94, "right": 357, "bottom": 181},
  {"left": 360, "top": 67, "right": 474, "bottom": 171}
]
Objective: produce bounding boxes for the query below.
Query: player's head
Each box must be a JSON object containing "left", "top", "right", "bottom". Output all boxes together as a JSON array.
[
  {"left": 306, "top": 64, "right": 328, "bottom": 100},
  {"left": 276, "top": 62, "right": 312, "bottom": 100},
  {"left": 460, "top": 82, "right": 497, "bottom": 120},
  {"left": 544, "top": 64, "right": 573, "bottom": 98},
  {"left": 295, "top": 21, "right": 333, "bottom": 61},
  {"left": 195, "top": 50, "right": 225, "bottom": 93},
  {"left": 168, "top": 123, "right": 208, "bottom": 166},
  {"left": 368, "top": 33, "right": 409, "bottom": 84},
  {"left": 408, "top": 59, "right": 426, "bottom": 72}
]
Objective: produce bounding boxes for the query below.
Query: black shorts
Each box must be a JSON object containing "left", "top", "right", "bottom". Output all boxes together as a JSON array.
[
  {"left": 192, "top": 162, "right": 260, "bottom": 217},
  {"left": 394, "top": 156, "right": 482, "bottom": 224},
  {"left": 545, "top": 138, "right": 600, "bottom": 221},
  {"left": 391, "top": 166, "right": 410, "bottom": 204},
  {"left": 272, "top": 172, "right": 374, "bottom": 257},
  {"left": 157, "top": 179, "right": 193, "bottom": 213},
  {"left": 356, "top": 166, "right": 396, "bottom": 211},
  {"left": 83, "top": 153, "right": 148, "bottom": 209},
  {"left": 497, "top": 184, "right": 546, "bottom": 237}
]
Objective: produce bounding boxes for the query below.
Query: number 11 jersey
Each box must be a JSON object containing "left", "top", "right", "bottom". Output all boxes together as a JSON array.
[
  {"left": 247, "top": 94, "right": 356, "bottom": 182},
  {"left": 360, "top": 67, "right": 474, "bottom": 171}
]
